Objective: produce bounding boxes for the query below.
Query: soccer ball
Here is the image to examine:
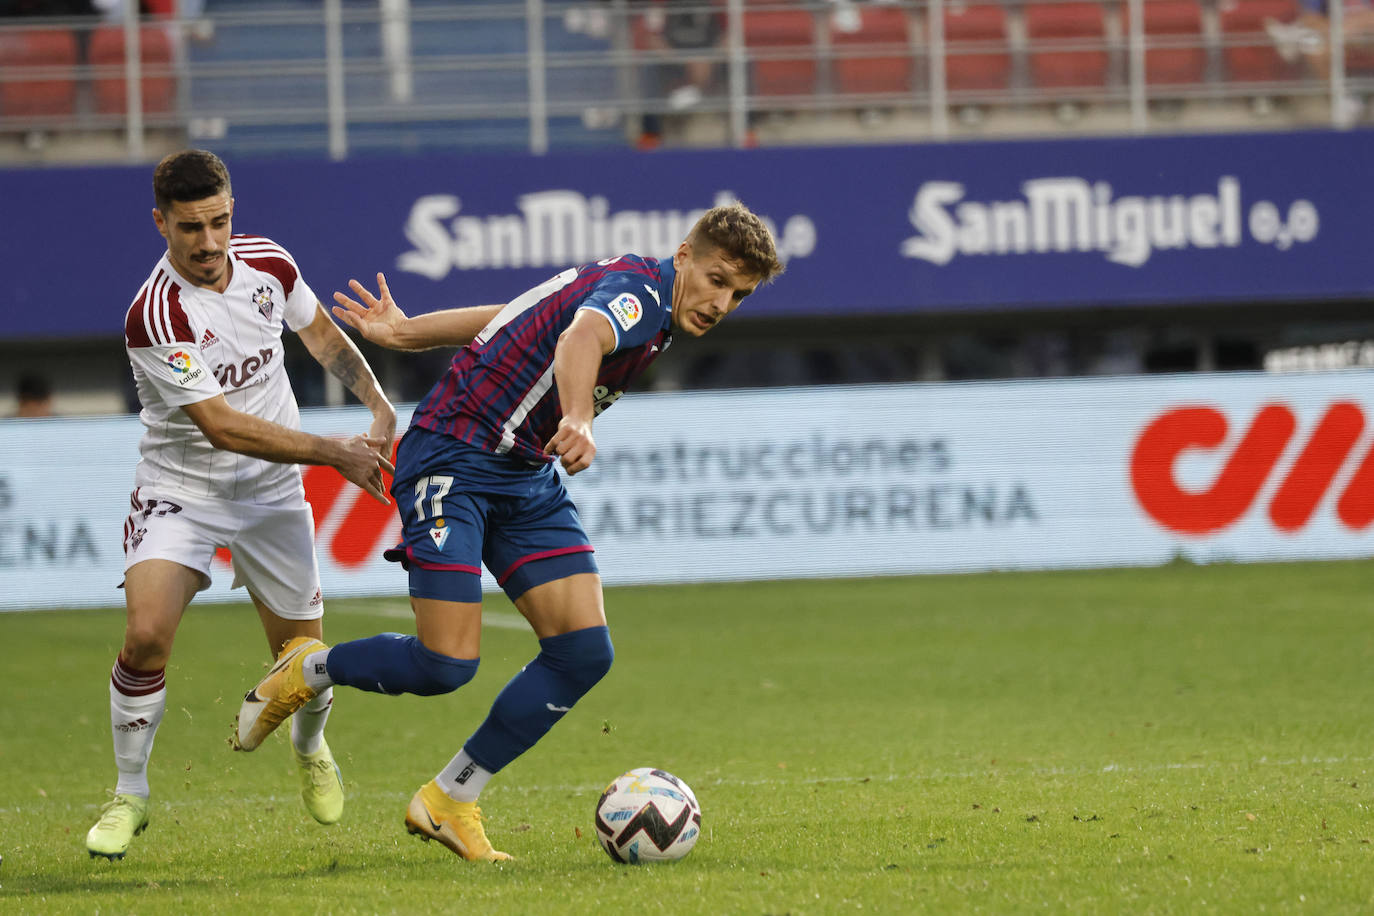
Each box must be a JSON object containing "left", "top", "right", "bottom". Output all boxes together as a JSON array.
[{"left": 593, "top": 767, "right": 701, "bottom": 864}]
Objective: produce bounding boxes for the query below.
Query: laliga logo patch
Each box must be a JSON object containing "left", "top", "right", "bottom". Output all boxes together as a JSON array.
[
  {"left": 253, "top": 285, "right": 275, "bottom": 320},
  {"left": 166, "top": 349, "right": 206, "bottom": 386},
  {"left": 607, "top": 292, "right": 642, "bottom": 332},
  {"left": 428, "top": 518, "right": 450, "bottom": 551}
]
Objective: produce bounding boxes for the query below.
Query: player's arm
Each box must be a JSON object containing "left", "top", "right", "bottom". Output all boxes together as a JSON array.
[
  {"left": 331, "top": 271, "right": 502, "bottom": 351},
  {"left": 296, "top": 304, "right": 399, "bottom": 456},
  {"left": 181, "top": 395, "right": 394, "bottom": 503},
  {"left": 544, "top": 309, "right": 616, "bottom": 475}
]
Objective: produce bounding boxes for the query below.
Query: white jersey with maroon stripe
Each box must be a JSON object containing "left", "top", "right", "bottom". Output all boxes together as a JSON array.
[{"left": 124, "top": 234, "right": 321, "bottom": 504}]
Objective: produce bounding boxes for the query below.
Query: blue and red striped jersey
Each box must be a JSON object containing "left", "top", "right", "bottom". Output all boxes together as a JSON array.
[{"left": 410, "top": 254, "right": 676, "bottom": 464}]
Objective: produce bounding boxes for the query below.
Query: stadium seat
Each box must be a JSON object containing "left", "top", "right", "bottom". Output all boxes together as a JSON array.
[
  {"left": 1349, "top": 37, "right": 1374, "bottom": 74},
  {"left": 0, "top": 27, "right": 79, "bottom": 120},
  {"left": 830, "top": 4, "right": 916, "bottom": 96},
  {"left": 1145, "top": 0, "right": 1206, "bottom": 86},
  {"left": 744, "top": 5, "right": 818, "bottom": 96},
  {"left": 1218, "top": 0, "right": 1301, "bottom": 82},
  {"left": 88, "top": 24, "right": 177, "bottom": 116},
  {"left": 1025, "top": 2, "right": 1110, "bottom": 91},
  {"left": 943, "top": 3, "right": 1012, "bottom": 94}
]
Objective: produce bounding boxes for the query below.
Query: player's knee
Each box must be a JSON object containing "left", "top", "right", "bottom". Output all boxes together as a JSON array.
[
  {"left": 580, "top": 628, "right": 615, "bottom": 688},
  {"left": 121, "top": 627, "right": 174, "bottom": 669},
  {"left": 408, "top": 639, "right": 479, "bottom": 696},
  {"left": 544, "top": 625, "right": 614, "bottom": 694}
]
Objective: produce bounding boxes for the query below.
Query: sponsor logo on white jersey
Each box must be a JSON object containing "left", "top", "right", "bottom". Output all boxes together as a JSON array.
[
  {"left": 607, "top": 293, "right": 642, "bottom": 332},
  {"left": 253, "top": 285, "right": 275, "bottom": 320},
  {"left": 199, "top": 328, "right": 220, "bottom": 351},
  {"left": 166, "top": 349, "right": 206, "bottom": 386}
]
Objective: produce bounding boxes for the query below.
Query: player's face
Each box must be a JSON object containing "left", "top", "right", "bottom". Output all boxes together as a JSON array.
[
  {"left": 153, "top": 193, "right": 234, "bottom": 291},
  {"left": 669, "top": 241, "right": 760, "bottom": 337}
]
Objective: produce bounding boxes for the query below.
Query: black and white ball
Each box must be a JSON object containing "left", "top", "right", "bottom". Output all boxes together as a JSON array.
[{"left": 593, "top": 768, "right": 701, "bottom": 864}]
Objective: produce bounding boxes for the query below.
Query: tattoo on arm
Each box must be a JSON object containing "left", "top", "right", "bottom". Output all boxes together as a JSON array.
[{"left": 323, "top": 338, "right": 364, "bottom": 391}]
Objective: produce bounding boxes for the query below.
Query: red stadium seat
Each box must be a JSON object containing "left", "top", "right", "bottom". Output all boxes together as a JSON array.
[
  {"left": 88, "top": 24, "right": 176, "bottom": 116},
  {"left": 744, "top": 5, "right": 818, "bottom": 96},
  {"left": 943, "top": 3, "right": 1012, "bottom": 93},
  {"left": 1218, "top": 0, "right": 1302, "bottom": 82},
  {"left": 0, "top": 27, "right": 79, "bottom": 120},
  {"left": 830, "top": 5, "right": 915, "bottom": 96},
  {"left": 1145, "top": 0, "right": 1206, "bottom": 86},
  {"left": 1025, "top": 2, "right": 1109, "bottom": 90},
  {"left": 1349, "top": 39, "right": 1374, "bottom": 74}
]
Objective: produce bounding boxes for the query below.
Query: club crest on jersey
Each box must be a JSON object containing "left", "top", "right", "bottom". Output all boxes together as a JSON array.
[
  {"left": 428, "top": 519, "right": 450, "bottom": 551},
  {"left": 607, "top": 292, "right": 643, "bottom": 332},
  {"left": 253, "top": 285, "right": 275, "bottom": 320},
  {"left": 166, "top": 349, "right": 206, "bottom": 386}
]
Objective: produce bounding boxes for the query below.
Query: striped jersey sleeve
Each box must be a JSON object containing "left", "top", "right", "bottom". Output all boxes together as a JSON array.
[{"left": 124, "top": 266, "right": 222, "bottom": 407}]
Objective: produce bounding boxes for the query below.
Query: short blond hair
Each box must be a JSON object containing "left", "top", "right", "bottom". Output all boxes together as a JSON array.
[{"left": 687, "top": 202, "right": 785, "bottom": 284}]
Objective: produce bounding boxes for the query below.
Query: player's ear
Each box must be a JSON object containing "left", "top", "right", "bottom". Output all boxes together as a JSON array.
[
  {"left": 152, "top": 206, "right": 168, "bottom": 238},
  {"left": 672, "top": 240, "right": 692, "bottom": 270}
]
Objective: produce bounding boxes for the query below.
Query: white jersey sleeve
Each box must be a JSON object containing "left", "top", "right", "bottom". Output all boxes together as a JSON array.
[{"left": 124, "top": 271, "right": 223, "bottom": 408}]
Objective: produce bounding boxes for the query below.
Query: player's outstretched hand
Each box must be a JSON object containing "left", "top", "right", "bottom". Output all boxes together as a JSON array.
[
  {"left": 336, "top": 434, "right": 396, "bottom": 504},
  {"left": 332, "top": 273, "right": 409, "bottom": 349},
  {"left": 545, "top": 417, "right": 596, "bottom": 475}
]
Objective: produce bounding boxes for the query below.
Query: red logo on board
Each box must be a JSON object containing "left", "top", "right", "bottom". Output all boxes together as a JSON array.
[{"left": 1130, "top": 402, "right": 1374, "bottom": 535}]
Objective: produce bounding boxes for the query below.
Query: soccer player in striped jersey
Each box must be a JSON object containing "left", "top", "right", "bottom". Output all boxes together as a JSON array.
[
  {"left": 235, "top": 202, "right": 783, "bottom": 861},
  {"left": 86, "top": 150, "right": 396, "bottom": 860}
]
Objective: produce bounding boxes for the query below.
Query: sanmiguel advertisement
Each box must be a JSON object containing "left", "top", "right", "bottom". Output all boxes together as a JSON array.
[
  {"left": 2, "top": 129, "right": 1372, "bottom": 340},
  {"left": 2, "top": 370, "right": 1371, "bottom": 612}
]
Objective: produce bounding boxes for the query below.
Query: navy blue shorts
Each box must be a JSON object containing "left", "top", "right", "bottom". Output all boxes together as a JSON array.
[{"left": 383, "top": 426, "right": 597, "bottom": 603}]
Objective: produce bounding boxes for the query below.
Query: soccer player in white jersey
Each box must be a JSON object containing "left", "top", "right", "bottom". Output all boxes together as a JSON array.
[{"left": 85, "top": 149, "right": 397, "bottom": 860}]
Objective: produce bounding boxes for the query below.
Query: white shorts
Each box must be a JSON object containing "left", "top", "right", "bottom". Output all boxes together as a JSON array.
[{"left": 121, "top": 485, "right": 324, "bottom": 620}]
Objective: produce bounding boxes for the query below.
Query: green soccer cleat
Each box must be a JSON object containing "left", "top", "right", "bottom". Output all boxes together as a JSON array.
[
  {"left": 295, "top": 738, "right": 345, "bottom": 825},
  {"left": 405, "top": 780, "right": 513, "bottom": 862},
  {"left": 86, "top": 793, "right": 150, "bottom": 860},
  {"left": 234, "top": 636, "right": 322, "bottom": 752}
]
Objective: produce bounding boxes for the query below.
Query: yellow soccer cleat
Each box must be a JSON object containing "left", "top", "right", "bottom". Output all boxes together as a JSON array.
[
  {"left": 295, "top": 738, "right": 345, "bottom": 825},
  {"left": 86, "top": 793, "right": 150, "bottom": 860},
  {"left": 404, "top": 780, "right": 513, "bottom": 862},
  {"left": 234, "top": 636, "right": 322, "bottom": 752}
]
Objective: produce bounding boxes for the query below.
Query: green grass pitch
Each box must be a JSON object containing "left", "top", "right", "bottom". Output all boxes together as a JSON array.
[{"left": 3, "top": 560, "right": 1374, "bottom": 913}]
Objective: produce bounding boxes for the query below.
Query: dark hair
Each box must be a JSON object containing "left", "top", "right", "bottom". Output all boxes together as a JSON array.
[
  {"left": 153, "top": 149, "right": 232, "bottom": 213},
  {"left": 686, "top": 202, "right": 785, "bottom": 285},
  {"left": 17, "top": 372, "right": 51, "bottom": 402}
]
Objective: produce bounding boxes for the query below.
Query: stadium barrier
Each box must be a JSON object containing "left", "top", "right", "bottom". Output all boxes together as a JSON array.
[{"left": 3, "top": 370, "right": 1372, "bottom": 611}]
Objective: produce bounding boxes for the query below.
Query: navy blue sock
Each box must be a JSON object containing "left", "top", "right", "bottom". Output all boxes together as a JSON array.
[
  {"left": 325, "top": 633, "right": 477, "bottom": 696},
  {"left": 464, "top": 625, "right": 614, "bottom": 773}
]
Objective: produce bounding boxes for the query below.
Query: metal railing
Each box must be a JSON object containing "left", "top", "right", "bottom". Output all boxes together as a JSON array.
[{"left": 0, "top": 0, "right": 1366, "bottom": 162}]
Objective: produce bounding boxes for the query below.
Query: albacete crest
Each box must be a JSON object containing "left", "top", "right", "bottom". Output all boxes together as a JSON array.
[{"left": 253, "top": 285, "right": 275, "bottom": 320}]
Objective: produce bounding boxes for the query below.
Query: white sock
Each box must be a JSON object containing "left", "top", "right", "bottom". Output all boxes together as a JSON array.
[
  {"left": 109, "top": 658, "right": 167, "bottom": 798},
  {"left": 302, "top": 649, "right": 334, "bottom": 692},
  {"left": 290, "top": 687, "right": 333, "bottom": 757},
  {"left": 437, "top": 748, "right": 493, "bottom": 803}
]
